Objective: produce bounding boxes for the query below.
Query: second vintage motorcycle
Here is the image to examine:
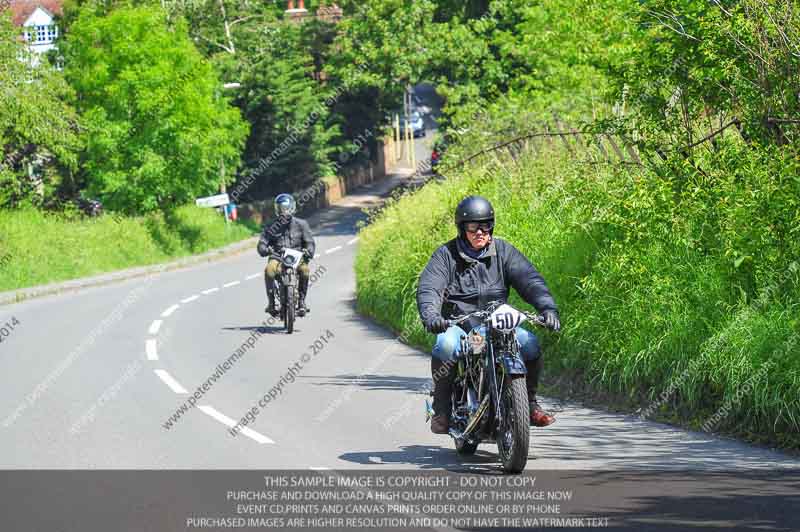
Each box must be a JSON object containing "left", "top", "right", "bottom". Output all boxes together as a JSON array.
[{"left": 270, "top": 247, "right": 306, "bottom": 334}]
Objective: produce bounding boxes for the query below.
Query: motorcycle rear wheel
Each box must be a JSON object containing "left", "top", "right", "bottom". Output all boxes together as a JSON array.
[{"left": 496, "top": 377, "right": 530, "bottom": 473}]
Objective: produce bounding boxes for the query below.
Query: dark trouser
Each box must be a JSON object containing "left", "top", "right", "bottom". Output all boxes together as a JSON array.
[{"left": 264, "top": 259, "right": 311, "bottom": 303}]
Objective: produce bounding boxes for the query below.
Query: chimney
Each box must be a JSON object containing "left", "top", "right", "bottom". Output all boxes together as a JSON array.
[
  {"left": 317, "top": 2, "right": 343, "bottom": 24},
  {"left": 285, "top": 0, "right": 308, "bottom": 23}
]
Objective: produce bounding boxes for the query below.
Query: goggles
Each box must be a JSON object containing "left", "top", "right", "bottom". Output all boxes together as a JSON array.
[{"left": 464, "top": 221, "right": 494, "bottom": 233}]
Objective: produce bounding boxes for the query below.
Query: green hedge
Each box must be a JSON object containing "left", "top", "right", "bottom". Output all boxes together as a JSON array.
[
  {"left": 0, "top": 205, "right": 254, "bottom": 292},
  {"left": 355, "top": 143, "right": 800, "bottom": 449}
]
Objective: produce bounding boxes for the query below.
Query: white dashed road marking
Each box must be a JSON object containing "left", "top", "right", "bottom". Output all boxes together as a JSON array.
[
  {"left": 347, "top": 237, "right": 359, "bottom": 245},
  {"left": 148, "top": 269, "right": 290, "bottom": 447},
  {"left": 198, "top": 405, "right": 273, "bottom": 444},
  {"left": 145, "top": 339, "right": 159, "bottom": 361},
  {"left": 325, "top": 246, "right": 343, "bottom": 254},
  {"left": 309, "top": 466, "right": 331, "bottom": 471},
  {"left": 154, "top": 369, "right": 188, "bottom": 394},
  {"left": 161, "top": 304, "right": 179, "bottom": 318}
]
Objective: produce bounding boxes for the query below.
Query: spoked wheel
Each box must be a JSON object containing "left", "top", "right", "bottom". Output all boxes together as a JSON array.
[
  {"left": 496, "top": 377, "right": 530, "bottom": 473},
  {"left": 284, "top": 286, "right": 295, "bottom": 334}
]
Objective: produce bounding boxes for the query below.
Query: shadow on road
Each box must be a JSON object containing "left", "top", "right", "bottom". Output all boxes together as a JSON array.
[
  {"left": 339, "top": 444, "right": 505, "bottom": 474},
  {"left": 221, "top": 324, "right": 288, "bottom": 336},
  {"left": 530, "top": 403, "right": 800, "bottom": 470},
  {"left": 336, "top": 297, "right": 432, "bottom": 357},
  {"left": 310, "top": 204, "right": 366, "bottom": 238},
  {"left": 304, "top": 373, "right": 429, "bottom": 393}
]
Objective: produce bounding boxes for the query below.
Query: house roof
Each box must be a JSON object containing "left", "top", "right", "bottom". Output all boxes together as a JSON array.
[{"left": 7, "top": 0, "right": 63, "bottom": 26}]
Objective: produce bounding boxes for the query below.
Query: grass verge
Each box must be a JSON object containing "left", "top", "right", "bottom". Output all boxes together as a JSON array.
[
  {"left": 355, "top": 144, "right": 800, "bottom": 451},
  {"left": 0, "top": 204, "right": 255, "bottom": 292}
]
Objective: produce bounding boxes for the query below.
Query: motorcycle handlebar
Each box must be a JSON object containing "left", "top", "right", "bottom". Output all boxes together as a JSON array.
[{"left": 447, "top": 309, "right": 548, "bottom": 329}]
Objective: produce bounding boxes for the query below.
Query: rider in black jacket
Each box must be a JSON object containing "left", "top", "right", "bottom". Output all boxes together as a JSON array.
[
  {"left": 417, "top": 195, "right": 561, "bottom": 434},
  {"left": 257, "top": 194, "right": 316, "bottom": 316}
]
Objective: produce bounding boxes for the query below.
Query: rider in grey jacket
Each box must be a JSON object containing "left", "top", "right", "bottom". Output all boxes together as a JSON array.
[
  {"left": 417, "top": 195, "right": 561, "bottom": 433},
  {"left": 257, "top": 194, "right": 315, "bottom": 316}
]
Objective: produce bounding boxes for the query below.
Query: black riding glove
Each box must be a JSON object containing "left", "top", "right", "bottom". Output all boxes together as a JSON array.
[
  {"left": 425, "top": 316, "right": 449, "bottom": 334},
  {"left": 542, "top": 310, "right": 561, "bottom": 332},
  {"left": 303, "top": 249, "right": 313, "bottom": 260},
  {"left": 257, "top": 241, "right": 270, "bottom": 257}
]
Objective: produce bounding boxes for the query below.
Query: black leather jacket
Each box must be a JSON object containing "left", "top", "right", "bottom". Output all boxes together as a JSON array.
[
  {"left": 417, "top": 237, "right": 557, "bottom": 327},
  {"left": 257, "top": 216, "right": 315, "bottom": 260}
]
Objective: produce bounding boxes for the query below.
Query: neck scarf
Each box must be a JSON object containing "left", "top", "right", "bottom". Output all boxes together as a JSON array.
[{"left": 458, "top": 235, "right": 490, "bottom": 260}]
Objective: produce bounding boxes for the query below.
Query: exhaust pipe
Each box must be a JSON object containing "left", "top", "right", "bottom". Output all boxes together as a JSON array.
[{"left": 451, "top": 395, "right": 490, "bottom": 443}]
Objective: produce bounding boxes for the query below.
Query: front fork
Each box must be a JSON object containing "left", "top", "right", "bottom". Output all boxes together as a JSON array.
[{"left": 487, "top": 341, "right": 503, "bottom": 427}]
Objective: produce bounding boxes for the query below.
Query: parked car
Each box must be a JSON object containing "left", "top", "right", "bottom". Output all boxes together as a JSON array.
[{"left": 400, "top": 112, "right": 426, "bottom": 138}]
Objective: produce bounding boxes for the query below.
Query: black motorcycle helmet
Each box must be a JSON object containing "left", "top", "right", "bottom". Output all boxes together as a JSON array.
[{"left": 454, "top": 195, "right": 495, "bottom": 238}]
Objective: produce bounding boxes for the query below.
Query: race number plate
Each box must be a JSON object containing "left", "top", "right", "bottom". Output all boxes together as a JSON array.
[{"left": 490, "top": 304, "right": 527, "bottom": 332}]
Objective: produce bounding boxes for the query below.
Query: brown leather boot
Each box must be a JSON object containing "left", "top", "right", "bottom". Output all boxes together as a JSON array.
[
  {"left": 530, "top": 399, "right": 556, "bottom": 427},
  {"left": 430, "top": 358, "right": 455, "bottom": 434},
  {"left": 430, "top": 414, "right": 450, "bottom": 434},
  {"left": 526, "top": 357, "right": 555, "bottom": 427}
]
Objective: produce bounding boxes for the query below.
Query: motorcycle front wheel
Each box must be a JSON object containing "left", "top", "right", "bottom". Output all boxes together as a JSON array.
[
  {"left": 284, "top": 286, "right": 295, "bottom": 334},
  {"left": 496, "top": 377, "right": 530, "bottom": 473}
]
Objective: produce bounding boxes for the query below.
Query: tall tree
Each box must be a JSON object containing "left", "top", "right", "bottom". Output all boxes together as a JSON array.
[
  {"left": 234, "top": 20, "right": 341, "bottom": 199},
  {"left": 62, "top": 4, "right": 249, "bottom": 213}
]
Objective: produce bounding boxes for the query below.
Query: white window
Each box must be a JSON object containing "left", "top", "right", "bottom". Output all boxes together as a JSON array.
[{"left": 26, "top": 25, "right": 57, "bottom": 44}]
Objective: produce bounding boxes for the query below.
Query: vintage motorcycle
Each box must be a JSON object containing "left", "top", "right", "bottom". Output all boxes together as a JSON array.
[
  {"left": 271, "top": 247, "right": 306, "bottom": 334},
  {"left": 426, "top": 300, "right": 547, "bottom": 473}
]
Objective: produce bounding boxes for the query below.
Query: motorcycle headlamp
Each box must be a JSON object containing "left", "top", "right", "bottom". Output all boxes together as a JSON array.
[
  {"left": 283, "top": 255, "right": 296, "bottom": 267},
  {"left": 468, "top": 330, "right": 486, "bottom": 354}
]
